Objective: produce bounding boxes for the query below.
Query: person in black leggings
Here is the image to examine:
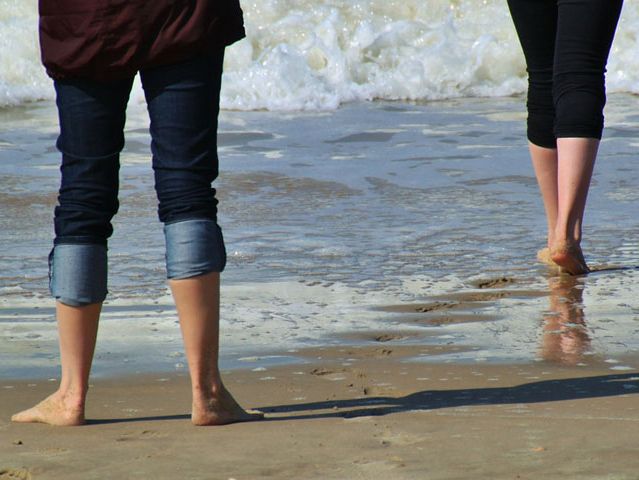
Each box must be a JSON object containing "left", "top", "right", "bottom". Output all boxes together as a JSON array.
[{"left": 507, "top": 0, "right": 623, "bottom": 274}]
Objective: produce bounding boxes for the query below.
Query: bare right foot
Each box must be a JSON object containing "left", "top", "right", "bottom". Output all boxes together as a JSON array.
[
  {"left": 551, "top": 242, "right": 590, "bottom": 275},
  {"left": 192, "top": 385, "right": 264, "bottom": 426},
  {"left": 11, "top": 391, "right": 85, "bottom": 426}
]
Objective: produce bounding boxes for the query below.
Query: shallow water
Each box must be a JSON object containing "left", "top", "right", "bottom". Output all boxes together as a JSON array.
[{"left": 1, "top": 95, "right": 638, "bottom": 378}]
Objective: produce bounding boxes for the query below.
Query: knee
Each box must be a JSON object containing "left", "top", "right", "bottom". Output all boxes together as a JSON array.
[
  {"left": 155, "top": 173, "right": 219, "bottom": 224},
  {"left": 55, "top": 153, "right": 120, "bottom": 241},
  {"left": 54, "top": 196, "right": 119, "bottom": 242}
]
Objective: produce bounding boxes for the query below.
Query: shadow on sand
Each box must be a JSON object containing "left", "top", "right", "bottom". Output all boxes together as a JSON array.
[
  {"left": 85, "top": 373, "right": 638, "bottom": 425},
  {"left": 259, "top": 372, "right": 639, "bottom": 422},
  {"left": 86, "top": 414, "right": 191, "bottom": 425}
]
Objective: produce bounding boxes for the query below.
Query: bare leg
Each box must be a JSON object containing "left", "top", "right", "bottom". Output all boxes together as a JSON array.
[
  {"left": 169, "top": 271, "right": 262, "bottom": 426},
  {"left": 550, "top": 138, "right": 598, "bottom": 274},
  {"left": 12, "top": 302, "right": 101, "bottom": 426},
  {"left": 529, "top": 142, "right": 559, "bottom": 265}
]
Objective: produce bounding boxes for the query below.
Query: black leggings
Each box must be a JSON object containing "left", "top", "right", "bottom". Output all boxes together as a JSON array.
[{"left": 507, "top": 0, "right": 623, "bottom": 148}]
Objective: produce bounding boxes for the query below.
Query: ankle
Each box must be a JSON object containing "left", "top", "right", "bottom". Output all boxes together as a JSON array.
[
  {"left": 192, "top": 380, "right": 224, "bottom": 399},
  {"left": 553, "top": 225, "right": 582, "bottom": 248},
  {"left": 552, "top": 234, "right": 578, "bottom": 249},
  {"left": 190, "top": 368, "right": 223, "bottom": 394},
  {"left": 55, "top": 387, "right": 87, "bottom": 411}
]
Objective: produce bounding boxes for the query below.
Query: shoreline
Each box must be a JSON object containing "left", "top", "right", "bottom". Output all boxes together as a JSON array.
[
  {"left": 4, "top": 273, "right": 639, "bottom": 382},
  {"left": 3, "top": 95, "right": 639, "bottom": 382}
]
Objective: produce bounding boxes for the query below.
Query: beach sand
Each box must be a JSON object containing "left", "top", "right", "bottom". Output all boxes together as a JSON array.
[{"left": 2, "top": 342, "right": 639, "bottom": 479}]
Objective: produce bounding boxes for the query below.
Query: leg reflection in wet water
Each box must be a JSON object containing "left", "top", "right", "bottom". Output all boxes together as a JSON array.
[{"left": 540, "top": 276, "right": 591, "bottom": 366}]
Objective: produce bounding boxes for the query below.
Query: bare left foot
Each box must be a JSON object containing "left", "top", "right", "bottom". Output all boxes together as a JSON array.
[
  {"left": 191, "top": 385, "right": 263, "bottom": 426},
  {"left": 11, "top": 391, "right": 85, "bottom": 426},
  {"left": 551, "top": 242, "right": 590, "bottom": 275}
]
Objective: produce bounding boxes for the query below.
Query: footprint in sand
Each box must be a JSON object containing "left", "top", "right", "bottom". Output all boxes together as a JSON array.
[
  {"left": 343, "top": 348, "right": 393, "bottom": 358},
  {"left": 377, "top": 301, "right": 460, "bottom": 314},
  {"left": 415, "top": 302, "right": 457, "bottom": 313},
  {"left": 374, "top": 334, "right": 406, "bottom": 342},
  {"left": 475, "top": 277, "right": 516, "bottom": 289},
  {"left": 0, "top": 469, "right": 32, "bottom": 480},
  {"left": 362, "top": 385, "right": 396, "bottom": 396},
  {"left": 375, "top": 348, "right": 393, "bottom": 357},
  {"left": 310, "top": 367, "right": 339, "bottom": 376}
]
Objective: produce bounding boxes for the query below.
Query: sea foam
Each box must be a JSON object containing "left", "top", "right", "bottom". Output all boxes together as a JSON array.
[{"left": 2, "top": 0, "right": 639, "bottom": 110}]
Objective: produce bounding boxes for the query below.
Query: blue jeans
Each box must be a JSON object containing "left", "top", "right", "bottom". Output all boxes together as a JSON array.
[{"left": 49, "top": 52, "right": 227, "bottom": 306}]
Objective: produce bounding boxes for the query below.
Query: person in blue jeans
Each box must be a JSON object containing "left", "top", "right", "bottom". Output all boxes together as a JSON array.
[
  {"left": 507, "top": 0, "right": 623, "bottom": 275},
  {"left": 12, "top": 2, "right": 261, "bottom": 426}
]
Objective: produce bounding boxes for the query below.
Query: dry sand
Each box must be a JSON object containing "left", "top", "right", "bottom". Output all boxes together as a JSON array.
[{"left": 2, "top": 343, "right": 639, "bottom": 480}]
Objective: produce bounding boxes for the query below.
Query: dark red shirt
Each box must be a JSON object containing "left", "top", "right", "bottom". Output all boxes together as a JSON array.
[{"left": 39, "top": 0, "right": 245, "bottom": 81}]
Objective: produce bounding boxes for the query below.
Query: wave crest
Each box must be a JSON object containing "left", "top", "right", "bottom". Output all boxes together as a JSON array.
[{"left": 2, "top": 0, "right": 639, "bottom": 110}]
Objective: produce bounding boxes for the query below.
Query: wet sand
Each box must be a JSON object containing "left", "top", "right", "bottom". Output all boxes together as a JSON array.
[{"left": 2, "top": 344, "right": 639, "bottom": 479}]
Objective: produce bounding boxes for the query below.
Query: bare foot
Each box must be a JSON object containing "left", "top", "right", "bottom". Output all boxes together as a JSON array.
[
  {"left": 11, "top": 391, "right": 85, "bottom": 426},
  {"left": 537, "top": 247, "right": 558, "bottom": 267},
  {"left": 551, "top": 242, "right": 590, "bottom": 275},
  {"left": 192, "top": 385, "right": 264, "bottom": 426}
]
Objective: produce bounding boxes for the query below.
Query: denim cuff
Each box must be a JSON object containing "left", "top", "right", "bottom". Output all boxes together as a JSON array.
[
  {"left": 164, "top": 219, "right": 226, "bottom": 279},
  {"left": 49, "top": 243, "right": 108, "bottom": 306}
]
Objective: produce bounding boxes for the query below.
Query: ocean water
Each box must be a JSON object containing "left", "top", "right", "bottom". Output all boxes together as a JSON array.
[
  {"left": 1, "top": 1, "right": 639, "bottom": 379},
  {"left": 3, "top": 1, "right": 639, "bottom": 109},
  {"left": 1, "top": 95, "right": 639, "bottom": 379}
]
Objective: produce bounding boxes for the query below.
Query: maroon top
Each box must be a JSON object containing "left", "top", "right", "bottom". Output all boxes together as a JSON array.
[{"left": 39, "top": 0, "right": 245, "bottom": 81}]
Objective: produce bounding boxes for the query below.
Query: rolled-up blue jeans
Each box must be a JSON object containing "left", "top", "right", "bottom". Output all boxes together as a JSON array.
[{"left": 49, "top": 52, "right": 227, "bottom": 306}]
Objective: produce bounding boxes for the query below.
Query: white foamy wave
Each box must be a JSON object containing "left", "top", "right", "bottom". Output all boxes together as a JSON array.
[
  {"left": 0, "top": 0, "right": 52, "bottom": 107},
  {"left": 222, "top": 0, "right": 528, "bottom": 110},
  {"left": 3, "top": 1, "right": 639, "bottom": 110}
]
